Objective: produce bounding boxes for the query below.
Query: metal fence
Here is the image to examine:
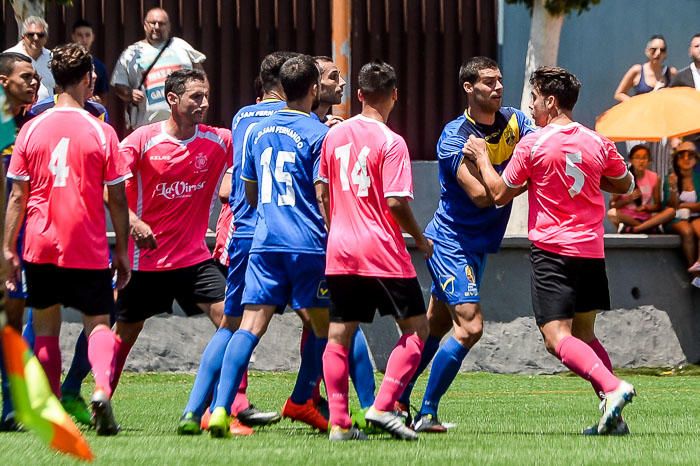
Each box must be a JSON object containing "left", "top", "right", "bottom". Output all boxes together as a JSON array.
[{"left": 1, "top": 0, "right": 496, "bottom": 159}]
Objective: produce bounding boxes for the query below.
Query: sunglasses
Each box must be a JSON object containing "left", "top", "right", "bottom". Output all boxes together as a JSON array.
[
  {"left": 24, "top": 32, "right": 47, "bottom": 39},
  {"left": 677, "top": 151, "right": 697, "bottom": 159}
]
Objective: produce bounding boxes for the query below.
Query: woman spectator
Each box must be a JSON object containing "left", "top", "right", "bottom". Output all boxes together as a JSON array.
[
  {"left": 608, "top": 145, "right": 661, "bottom": 232},
  {"left": 614, "top": 35, "right": 677, "bottom": 102}
]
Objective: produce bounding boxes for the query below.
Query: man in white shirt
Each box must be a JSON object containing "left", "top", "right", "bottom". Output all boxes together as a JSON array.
[
  {"left": 111, "top": 8, "right": 206, "bottom": 130},
  {"left": 3, "top": 16, "right": 55, "bottom": 100}
]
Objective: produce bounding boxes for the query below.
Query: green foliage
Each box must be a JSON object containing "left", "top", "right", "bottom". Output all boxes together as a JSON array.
[
  {"left": 1, "top": 371, "right": 698, "bottom": 465},
  {"left": 505, "top": 0, "right": 601, "bottom": 16}
]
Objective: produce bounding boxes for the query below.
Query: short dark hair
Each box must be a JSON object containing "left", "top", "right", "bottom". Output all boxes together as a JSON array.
[
  {"left": 71, "top": 19, "right": 93, "bottom": 32},
  {"left": 0, "top": 52, "right": 32, "bottom": 76},
  {"left": 629, "top": 144, "right": 651, "bottom": 160},
  {"left": 164, "top": 68, "right": 207, "bottom": 98},
  {"left": 647, "top": 34, "right": 666, "bottom": 45},
  {"left": 459, "top": 56, "right": 499, "bottom": 87},
  {"left": 691, "top": 33, "right": 700, "bottom": 42},
  {"left": 314, "top": 56, "right": 333, "bottom": 64},
  {"left": 529, "top": 66, "right": 581, "bottom": 111},
  {"left": 279, "top": 54, "right": 319, "bottom": 102},
  {"left": 358, "top": 60, "right": 397, "bottom": 102},
  {"left": 50, "top": 43, "right": 92, "bottom": 88},
  {"left": 259, "top": 51, "right": 299, "bottom": 93}
]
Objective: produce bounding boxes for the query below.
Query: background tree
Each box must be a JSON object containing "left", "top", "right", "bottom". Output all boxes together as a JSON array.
[{"left": 506, "top": 0, "right": 601, "bottom": 110}]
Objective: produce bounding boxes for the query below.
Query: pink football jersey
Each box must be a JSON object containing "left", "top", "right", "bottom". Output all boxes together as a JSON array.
[
  {"left": 212, "top": 202, "right": 234, "bottom": 267},
  {"left": 8, "top": 107, "right": 131, "bottom": 268},
  {"left": 503, "top": 122, "right": 628, "bottom": 258},
  {"left": 120, "top": 122, "right": 232, "bottom": 270},
  {"left": 319, "top": 115, "right": 416, "bottom": 278}
]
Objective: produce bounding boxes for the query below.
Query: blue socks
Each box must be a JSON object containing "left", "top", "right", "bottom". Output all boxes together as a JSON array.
[
  {"left": 398, "top": 334, "right": 440, "bottom": 406},
  {"left": 290, "top": 331, "right": 327, "bottom": 404},
  {"left": 419, "top": 336, "right": 468, "bottom": 417},
  {"left": 184, "top": 327, "right": 233, "bottom": 416},
  {"left": 61, "top": 331, "right": 92, "bottom": 397},
  {"left": 349, "top": 327, "right": 375, "bottom": 409},
  {"left": 213, "top": 329, "right": 259, "bottom": 414}
]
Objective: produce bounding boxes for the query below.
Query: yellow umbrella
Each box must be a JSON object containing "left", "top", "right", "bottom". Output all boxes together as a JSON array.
[{"left": 595, "top": 87, "right": 700, "bottom": 141}]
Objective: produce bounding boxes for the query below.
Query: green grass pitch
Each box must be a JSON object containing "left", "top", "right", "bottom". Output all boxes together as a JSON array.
[{"left": 1, "top": 369, "right": 699, "bottom": 465}]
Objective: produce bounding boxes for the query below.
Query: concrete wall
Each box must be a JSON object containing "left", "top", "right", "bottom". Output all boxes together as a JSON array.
[{"left": 500, "top": 0, "right": 700, "bottom": 131}]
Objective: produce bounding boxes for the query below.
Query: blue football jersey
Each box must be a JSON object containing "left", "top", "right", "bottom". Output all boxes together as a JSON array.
[
  {"left": 424, "top": 107, "right": 535, "bottom": 253},
  {"left": 230, "top": 99, "right": 287, "bottom": 238},
  {"left": 241, "top": 109, "right": 329, "bottom": 254}
]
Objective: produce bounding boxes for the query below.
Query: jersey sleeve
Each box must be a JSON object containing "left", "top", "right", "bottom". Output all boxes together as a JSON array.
[
  {"left": 179, "top": 38, "right": 206, "bottom": 64},
  {"left": 502, "top": 137, "right": 533, "bottom": 188},
  {"left": 110, "top": 46, "right": 137, "bottom": 87},
  {"left": 601, "top": 138, "right": 629, "bottom": 179},
  {"left": 437, "top": 131, "right": 467, "bottom": 178},
  {"left": 104, "top": 127, "right": 132, "bottom": 185},
  {"left": 317, "top": 136, "right": 330, "bottom": 184},
  {"left": 118, "top": 131, "right": 141, "bottom": 176},
  {"left": 382, "top": 136, "right": 413, "bottom": 198},
  {"left": 7, "top": 128, "right": 30, "bottom": 181},
  {"left": 219, "top": 128, "right": 234, "bottom": 169},
  {"left": 515, "top": 109, "right": 537, "bottom": 138},
  {"left": 241, "top": 130, "right": 257, "bottom": 182},
  {"left": 312, "top": 125, "right": 329, "bottom": 183}
]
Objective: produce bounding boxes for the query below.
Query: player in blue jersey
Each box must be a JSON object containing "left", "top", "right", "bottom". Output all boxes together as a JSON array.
[
  {"left": 205, "top": 55, "right": 331, "bottom": 437},
  {"left": 399, "top": 57, "right": 536, "bottom": 432},
  {"left": 178, "top": 52, "right": 294, "bottom": 436}
]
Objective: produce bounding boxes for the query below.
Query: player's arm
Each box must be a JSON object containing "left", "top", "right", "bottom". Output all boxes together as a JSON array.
[
  {"left": 387, "top": 196, "right": 433, "bottom": 259},
  {"left": 219, "top": 170, "right": 232, "bottom": 204},
  {"left": 456, "top": 158, "right": 494, "bottom": 208},
  {"left": 244, "top": 179, "right": 258, "bottom": 209},
  {"left": 613, "top": 65, "right": 640, "bottom": 102},
  {"left": 315, "top": 181, "right": 331, "bottom": 229},
  {"left": 463, "top": 135, "right": 520, "bottom": 206},
  {"left": 3, "top": 181, "right": 29, "bottom": 290},
  {"left": 107, "top": 182, "right": 132, "bottom": 290},
  {"left": 600, "top": 174, "right": 634, "bottom": 195}
]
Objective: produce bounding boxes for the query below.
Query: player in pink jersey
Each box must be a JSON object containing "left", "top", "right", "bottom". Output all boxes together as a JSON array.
[
  {"left": 317, "top": 61, "right": 433, "bottom": 441},
  {"left": 112, "top": 68, "right": 231, "bottom": 391},
  {"left": 212, "top": 168, "right": 234, "bottom": 272},
  {"left": 3, "top": 43, "right": 131, "bottom": 435},
  {"left": 464, "top": 66, "right": 636, "bottom": 435}
]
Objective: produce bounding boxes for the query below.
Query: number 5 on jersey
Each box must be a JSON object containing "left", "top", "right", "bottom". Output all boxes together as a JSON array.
[
  {"left": 49, "top": 137, "right": 70, "bottom": 187},
  {"left": 334, "top": 143, "right": 371, "bottom": 197}
]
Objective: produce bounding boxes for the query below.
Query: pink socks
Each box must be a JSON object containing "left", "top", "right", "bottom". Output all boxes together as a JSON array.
[
  {"left": 35, "top": 336, "right": 61, "bottom": 397},
  {"left": 556, "top": 336, "right": 619, "bottom": 394},
  {"left": 374, "top": 334, "right": 424, "bottom": 412},
  {"left": 88, "top": 326, "right": 118, "bottom": 398},
  {"left": 231, "top": 370, "right": 250, "bottom": 416},
  {"left": 587, "top": 338, "right": 614, "bottom": 397},
  {"left": 323, "top": 342, "right": 352, "bottom": 429},
  {"left": 110, "top": 336, "right": 133, "bottom": 395}
]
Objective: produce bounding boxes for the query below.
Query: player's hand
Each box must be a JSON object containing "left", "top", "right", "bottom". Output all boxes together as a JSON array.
[
  {"left": 416, "top": 237, "right": 434, "bottom": 260},
  {"left": 668, "top": 172, "right": 678, "bottom": 187},
  {"left": 112, "top": 252, "right": 131, "bottom": 290},
  {"left": 3, "top": 249, "right": 21, "bottom": 293},
  {"left": 130, "top": 218, "right": 157, "bottom": 249},
  {"left": 131, "top": 89, "right": 145, "bottom": 104},
  {"left": 324, "top": 115, "right": 344, "bottom": 128},
  {"left": 462, "top": 135, "right": 488, "bottom": 163}
]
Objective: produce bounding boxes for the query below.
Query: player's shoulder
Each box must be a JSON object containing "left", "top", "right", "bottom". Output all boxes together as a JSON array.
[
  {"left": 197, "top": 124, "right": 231, "bottom": 149},
  {"left": 438, "top": 113, "right": 469, "bottom": 152}
]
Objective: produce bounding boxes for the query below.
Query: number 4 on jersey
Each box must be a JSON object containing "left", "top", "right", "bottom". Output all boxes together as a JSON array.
[
  {"left": 49, "top": 137, "right": 70, "bottom": 187},
  {"left": 334, "top": 143, "right": 371, "bottom": 197}
]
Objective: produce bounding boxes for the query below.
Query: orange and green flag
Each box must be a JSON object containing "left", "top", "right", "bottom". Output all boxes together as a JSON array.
[{"left": 1, "top": 324, "right": 94, "bottom": 462}]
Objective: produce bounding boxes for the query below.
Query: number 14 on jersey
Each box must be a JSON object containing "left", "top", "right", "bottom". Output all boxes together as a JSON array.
[{"left": 334, "top": 143, "right": 371, "bottom": 197}]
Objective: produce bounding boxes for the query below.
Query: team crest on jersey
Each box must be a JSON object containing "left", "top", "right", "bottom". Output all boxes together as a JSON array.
[
  {"left": 317, "top": 280, "right": 329, "bottom": 299},
  {"left": 194, "top": 153, "right": 208, "bottom": 171},
  {"left": 503, "top": 125, "right": 516, "bottom": 146},
  {"left": 439, "top": 275, "right": 455, "bottom": 295}
]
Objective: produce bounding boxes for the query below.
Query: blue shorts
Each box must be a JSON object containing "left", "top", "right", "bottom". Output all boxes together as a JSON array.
[
  {"left": 224, "top": 237, "right": 253, "bottom": 317},
  {"left": 426, "top": 239, "right": 486, "bottom": 305},
  {"left": 242, "top": 252, "right": 329, "bottom": 311}
]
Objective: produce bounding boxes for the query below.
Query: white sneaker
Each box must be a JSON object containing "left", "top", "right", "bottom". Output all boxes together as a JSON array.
[
  {"left": 598, "top": 381, "right": 636, "bottom": 434},
  {"left": 329, "top": 425, "right": 368, "bottom": 441},
  {"left": 364, "top": 406, "right": 418, "bottom": 441}
]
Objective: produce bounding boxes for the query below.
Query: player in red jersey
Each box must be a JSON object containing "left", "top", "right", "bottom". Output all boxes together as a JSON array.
[
  {"left": 112, "top": 69, "right": 231, "bottom": 393},
  {"left": 317, "top": 61, "right": 433, "bottom": 441},
  {"left": 464, "top": 66, "right": 636, "bottom": 435},
  {"left": 3, "top": 43, "right": 131, "bottom": 436}
]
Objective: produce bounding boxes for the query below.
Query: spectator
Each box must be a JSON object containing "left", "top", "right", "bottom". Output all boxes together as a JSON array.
[
  {"left": 111, "top": 7, "right": 205, "bottom": 130},
  {"left": 614, "top": 34, "right": 676, "bottom": 102},
  {"left": 3, "top": 16, "right": 55, "bottom": 100},
  {"left": 670, "top": 33, "right": 700, "bottom": 90},
  {"left": 71, "top": 19, "right": 109, "bottom": 102},
  {"left": 608, "top": 144, "right": 661, "bottom": 232}
]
